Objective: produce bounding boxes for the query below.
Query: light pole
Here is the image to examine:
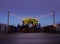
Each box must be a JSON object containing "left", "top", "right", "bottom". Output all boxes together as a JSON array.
[
  {"left": 52, "top": 10, "right": 55, "bottom": 25},
  {"left": 6, "top": 11, "right": 10, "bottom": 33},
  {"left": 52, "top": 10, "right": 56, "bottom": 32},
  {"left": 8, "top": 11, "right": 9, "bottom": 26}
]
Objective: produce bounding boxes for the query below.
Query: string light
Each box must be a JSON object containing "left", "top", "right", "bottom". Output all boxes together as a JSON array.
[
  {"left": 9, "top": 13, "right": 22, "bottom": 19},
  {"left": 39, "top": 13, "right": 53, "bottom": 18},
  {"left": 9, "top": 12, "right": 53, "bottom": 19},
  {"left": 9, "top": 12, "right": 53, "bottom": 25}
]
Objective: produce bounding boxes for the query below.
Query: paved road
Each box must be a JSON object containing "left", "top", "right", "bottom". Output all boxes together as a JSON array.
[{"left": 0, "top": 33, "right": 60, "bottom": 44}]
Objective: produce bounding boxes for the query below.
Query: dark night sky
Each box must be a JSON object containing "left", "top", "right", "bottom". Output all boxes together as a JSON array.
[{"left": 0, "top": 0, "right": 60, "bottom": 26}]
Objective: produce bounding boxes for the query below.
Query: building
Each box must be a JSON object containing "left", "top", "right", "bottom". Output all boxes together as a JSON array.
[
  {"left": 53, "top": 24, "right": 60, "bottom": 32},
  {"left": 0, "top": 23, "right": 7, "bottom": 33}
]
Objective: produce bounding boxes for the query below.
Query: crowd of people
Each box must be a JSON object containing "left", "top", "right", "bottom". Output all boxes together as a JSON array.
[
  {"left": 8, "top": 24, "right": 41, "bottom": 33},
  {"left": 7, "top": 24, "right": 60, "bottom": 33}
]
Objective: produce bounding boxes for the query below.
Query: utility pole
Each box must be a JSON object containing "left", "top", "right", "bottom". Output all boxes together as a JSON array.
[
  {"left": 52, "top": 10, "right": 55, "bottom": 25},
  {"left": 6, "top": 11, "right": 10, "bottom": 33},
  {"left": 8, "top": 11, "right": 9, "bottom": 26},
  {"left": 52, "top": 10, "right": 56, "bottom": 32}
]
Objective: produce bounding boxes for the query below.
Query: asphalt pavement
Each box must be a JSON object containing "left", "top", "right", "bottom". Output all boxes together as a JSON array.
[{"left": 0, "top": 33, "right": 60, "bottom": 44}]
